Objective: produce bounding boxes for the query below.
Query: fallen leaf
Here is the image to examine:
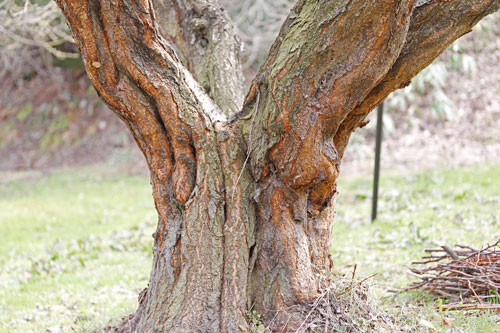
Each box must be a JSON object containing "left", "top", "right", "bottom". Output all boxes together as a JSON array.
[{"left": 419, "top": 319, "right": 435, "bottom": 330}]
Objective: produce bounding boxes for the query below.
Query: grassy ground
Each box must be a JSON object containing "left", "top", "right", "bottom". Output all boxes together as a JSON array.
[
  {"left": 334, "top": 164, "right": 500, "bottom": 332},
  {"left": 0, "top": 167, "right": 156, "bottom": 332},
  {"left": 0, "top": 164, "right": 499, "bottom": 332}
]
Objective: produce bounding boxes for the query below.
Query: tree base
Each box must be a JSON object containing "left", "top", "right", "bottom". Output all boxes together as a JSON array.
[{"left": 104, "top": 273, "right": 398, "bottom": 332}]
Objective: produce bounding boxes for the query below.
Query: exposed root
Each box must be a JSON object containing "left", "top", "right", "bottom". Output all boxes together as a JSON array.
[
  {"left": 103, "top": 312, "right": 138, "bottom": 333},
  {"left": 103, "top": 288, "right": 147, "bottom": 333}
]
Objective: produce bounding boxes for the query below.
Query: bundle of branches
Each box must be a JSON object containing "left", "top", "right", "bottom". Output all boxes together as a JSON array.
[{"left": 405, "top": 240, "right": 500, "bottom": 311}]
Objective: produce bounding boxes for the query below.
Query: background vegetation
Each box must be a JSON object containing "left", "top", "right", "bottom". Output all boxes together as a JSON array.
[{"left": 1, "top": 1, "right": 499, "bottom": 332}]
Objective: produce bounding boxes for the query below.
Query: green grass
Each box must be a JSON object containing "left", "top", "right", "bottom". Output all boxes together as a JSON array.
[
  {"left": 1, "top": 164, "right": 499, "bottom": 332},
  {"left": 0, "top": 167, "right": 156, "bottom": 332},
  {"left": 334, "top": 164, "right": 500, "bottom": 332}
]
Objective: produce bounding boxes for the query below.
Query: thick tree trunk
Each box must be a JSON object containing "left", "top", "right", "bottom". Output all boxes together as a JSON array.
[
  {"left": 131, "top": 122, "right": 254, "bottom": 332},
  {"left": 55, "top": 0, "right": 499, "bottom": 331}
]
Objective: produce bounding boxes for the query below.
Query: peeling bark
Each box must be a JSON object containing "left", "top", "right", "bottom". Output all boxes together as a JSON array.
[{"left": 54, "top": 0, "right": 499, "bottom": 331}]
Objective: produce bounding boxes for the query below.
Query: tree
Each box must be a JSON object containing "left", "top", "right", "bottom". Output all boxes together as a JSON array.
[{"left": 54, "top": 0, "right": 499, "bottom": 331}]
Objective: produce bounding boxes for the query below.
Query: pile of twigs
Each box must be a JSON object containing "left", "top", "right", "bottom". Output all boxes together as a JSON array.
[{"left": 405, "top": 240, "right": 500, "bottom": 311}]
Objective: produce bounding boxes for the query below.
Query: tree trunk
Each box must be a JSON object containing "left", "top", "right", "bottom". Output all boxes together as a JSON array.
[{"left": 54, "top": 0, "right": 500, "bottom": 331}]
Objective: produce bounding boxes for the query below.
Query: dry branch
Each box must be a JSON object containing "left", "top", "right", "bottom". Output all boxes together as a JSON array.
[{"left": 401, "top": 240, "right": 500, "bottom": 311}]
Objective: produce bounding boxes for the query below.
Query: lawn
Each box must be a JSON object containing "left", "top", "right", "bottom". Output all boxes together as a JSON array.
[
  {"left": 0, "top": 164, "right": 499, "bottom": 332},
  {"left": 0, "top": 167, "right": 156, "bottom": 332},
  {"left": 334, "top": 165, "right": 500, "bottom": 332}
]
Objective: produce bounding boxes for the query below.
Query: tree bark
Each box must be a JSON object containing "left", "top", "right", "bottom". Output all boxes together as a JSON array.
[
  {"left": 152, "top": 0, "right": 245, "bottom": 117},
  {"left": 54, "top": 0, "right": 500, "bottom": 331}
]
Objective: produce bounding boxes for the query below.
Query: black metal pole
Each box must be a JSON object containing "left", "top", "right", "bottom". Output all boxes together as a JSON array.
[{"left": 371, "top": 101, "right": 384, "bottom": 222}]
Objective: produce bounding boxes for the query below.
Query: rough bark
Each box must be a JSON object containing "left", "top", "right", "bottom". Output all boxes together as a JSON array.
[
  {"left": 241, "top": 1, "right": 417, "bottom": 319},
  {"left": 54, "top": 1, "right": 251, "bottom": 331},
  {"left": 54, "top": 0, "right": 499, "bottom": 331},
  {"left": 152, "top": 0, "right": 245, "bottom": 118},
  {"left": 334, "top": 0, "right": 500, "bottom": 159},
  {"left": 241, "top": 0, "right": 500, "bottom": 322}
]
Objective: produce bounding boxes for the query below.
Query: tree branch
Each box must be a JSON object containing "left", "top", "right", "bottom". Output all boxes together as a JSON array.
[
  {"left": 241, "top": 0, "right": 416, "bottom": 211},
  {"left": 153, "top": 0, "right": 245, "bottom": 118},
  {"left": 334, "top": 0, "right": 500, "bottom": 159},
  {"left": 55, "top": 0, "right": 224, "bottom": 204}
]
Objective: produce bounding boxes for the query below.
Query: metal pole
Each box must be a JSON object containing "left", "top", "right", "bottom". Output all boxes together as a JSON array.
[{"left": 371, "top": 101, "right": 384, "bottom": 222}]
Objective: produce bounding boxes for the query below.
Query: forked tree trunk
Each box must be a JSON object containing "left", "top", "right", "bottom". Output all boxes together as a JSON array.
[{"left": 55, "top": 0, "right": 499, "bottom": 331}]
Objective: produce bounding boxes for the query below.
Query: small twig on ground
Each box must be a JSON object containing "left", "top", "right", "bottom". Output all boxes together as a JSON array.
[
  {"left": 336, "top": 273, "right": 377, "bottom": 298},
  {"left": 439, "top": 304, "right": 500, "bottom": 311}
]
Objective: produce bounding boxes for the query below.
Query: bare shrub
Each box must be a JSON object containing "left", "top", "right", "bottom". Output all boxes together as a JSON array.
[{"left": 0, "top": 0, "right": 78, "bottom": 83}]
